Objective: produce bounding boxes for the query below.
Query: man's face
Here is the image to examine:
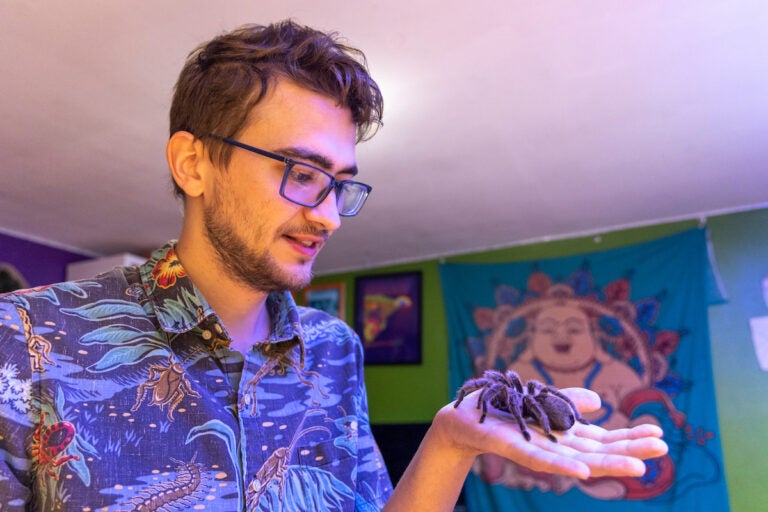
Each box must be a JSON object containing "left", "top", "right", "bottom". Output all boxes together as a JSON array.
[{"left": 203, "top": 79, "right": 357, "bottom": 292}]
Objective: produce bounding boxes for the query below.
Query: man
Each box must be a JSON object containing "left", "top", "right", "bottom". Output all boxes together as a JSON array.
[{"left": 0, "top": 20, "right": 666, "bottom": 511}]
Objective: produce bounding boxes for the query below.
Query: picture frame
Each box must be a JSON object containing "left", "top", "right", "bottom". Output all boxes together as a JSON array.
[
  {"left": 354, "top": 271, "right": 422, "bottom": 365},
  {"left": 301, "top": 282, "right": 346, "bottom": 321}
]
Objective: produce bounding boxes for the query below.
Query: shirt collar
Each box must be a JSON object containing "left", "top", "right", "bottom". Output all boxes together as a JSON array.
[{"left": 139, "top": 242, "right": 304, "bottom": 345}]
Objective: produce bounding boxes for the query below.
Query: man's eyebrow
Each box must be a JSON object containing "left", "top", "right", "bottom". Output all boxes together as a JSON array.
[{"left": 277, "top": 146, "right": 359, "bottom": 176}]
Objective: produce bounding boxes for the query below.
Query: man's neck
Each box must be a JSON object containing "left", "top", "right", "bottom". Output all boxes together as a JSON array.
[{"left": 175, "top": 236, "right": 270, "bottom": 354}]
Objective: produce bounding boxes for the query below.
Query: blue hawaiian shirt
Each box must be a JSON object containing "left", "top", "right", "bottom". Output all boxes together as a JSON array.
[{"left": 0, "top": 243, "right": 392, "bottom": 511}]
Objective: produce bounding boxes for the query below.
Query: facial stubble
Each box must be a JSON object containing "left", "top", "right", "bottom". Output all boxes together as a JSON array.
[{"left": 202, "top": 189, "right": 314, "bottom": 293}]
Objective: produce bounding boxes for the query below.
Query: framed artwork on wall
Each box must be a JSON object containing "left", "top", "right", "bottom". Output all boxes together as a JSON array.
[
  {"left": 354, "top": 271, "right": 422, "bottom": 365},
  {"left": 301, "top": 282, "right": 346, "bottom": 321}
]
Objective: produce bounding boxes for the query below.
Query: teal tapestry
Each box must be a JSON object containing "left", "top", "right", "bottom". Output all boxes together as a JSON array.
[{"left": 439, "top": 229, "right": 729, "bottom": 511}]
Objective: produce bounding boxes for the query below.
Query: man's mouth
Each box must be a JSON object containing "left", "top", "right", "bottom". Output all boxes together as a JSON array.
[
  {"left": 283, "top": 233, "right": 327, "bottom": 257},
  {"left": 288, "top": 237, "right": 319, "bottom": 248},
  {"left": 553, "top": 343, "right": 571, "bottom": 354}
]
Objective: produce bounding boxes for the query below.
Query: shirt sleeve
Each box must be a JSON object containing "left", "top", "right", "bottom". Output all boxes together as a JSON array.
[
  {"left": 0, "top": 300, "right": 36, "bottom": 509},
  {"left": 351, "top": 328, "right": 393, "bottom": 511}
]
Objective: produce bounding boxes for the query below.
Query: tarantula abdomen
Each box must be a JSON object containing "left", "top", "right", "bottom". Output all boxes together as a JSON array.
[
  {"left": 533, "top": 393, "right": 576, "bottom": 431},
  {"left": 454, "top": 369, "right": 588, "bottom": 442}
]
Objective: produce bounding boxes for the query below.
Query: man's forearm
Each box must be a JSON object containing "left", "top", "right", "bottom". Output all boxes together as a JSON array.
[{"left": 383, "top": 422, "right": 474, "bottom": 512}]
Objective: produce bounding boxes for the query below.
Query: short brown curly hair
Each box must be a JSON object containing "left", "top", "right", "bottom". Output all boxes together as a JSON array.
[{"left": 169, "top": 20, "right": 383, "bottom": 197}]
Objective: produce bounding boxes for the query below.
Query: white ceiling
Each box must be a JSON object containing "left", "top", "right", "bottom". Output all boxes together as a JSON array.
[{"left": 1, "top": 1, "right": 767, "bottom": 275}]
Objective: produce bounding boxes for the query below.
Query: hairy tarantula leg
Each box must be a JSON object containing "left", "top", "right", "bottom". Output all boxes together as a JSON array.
[
  {"left": 506, "top": 394, "right": 531, "bottom": 441},
  {"left": 454, "top": 388, "right": 470, "bottom": 408},
  {"left": 505, "top": 370, "right": 525, "bottom": 393},
  {"left": 479, "top": 400, "right": 489, "bottom": 423},
  {"left": 543, "top": 387, "right": 589, "bottom": 425},
  {"left": 454, "top": 380, "right": 483, "bottom": 408},
  {"left": 477, "top": 388, "right": 491, "bottom": 423}
]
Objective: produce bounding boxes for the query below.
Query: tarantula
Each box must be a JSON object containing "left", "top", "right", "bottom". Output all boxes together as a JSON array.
[{"left": 454, "top": 369, "right": 588, "bottom": 442}]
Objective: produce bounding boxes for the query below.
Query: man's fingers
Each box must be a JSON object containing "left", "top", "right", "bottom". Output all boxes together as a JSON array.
[
  {"left": 573, "top": 422, "right": 664, "bottom": 441},
  {"left": 559, "top": 387, "right": 601, "bottom": 413},
  {"left": 493, "top": 427, "right": 651, "bottom": 479},
  {"left": 569, "top": 423, "right": 668, "bottom": 460},
  {"left": 498, "top": 436, "right": 591, "bottom": 479},
  {"left": 561, "top": 431, "right": 669, "bottom": 459},
  {"left": 573, "top": 452, "right": 648, "bottom": 478}
]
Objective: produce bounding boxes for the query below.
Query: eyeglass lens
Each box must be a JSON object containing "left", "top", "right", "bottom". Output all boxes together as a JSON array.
[
  {"left": 336, "top": 182, "right": 370, "bottom": 216},
  {"left": 283, "top": 163, "right": 369, "bottom": 216}
]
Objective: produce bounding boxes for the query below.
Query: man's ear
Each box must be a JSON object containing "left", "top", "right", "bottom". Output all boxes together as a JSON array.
[{"left": 167, "top": 131, "right": 207, "bottom": 198}]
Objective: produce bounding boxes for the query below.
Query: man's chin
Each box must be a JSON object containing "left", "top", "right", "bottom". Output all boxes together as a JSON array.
[
  {"left": 225, "top": 256, "right": 314, "bottom": 294},
  {"left": 277, "top": 261, "right": 315, "bottom": 292}
]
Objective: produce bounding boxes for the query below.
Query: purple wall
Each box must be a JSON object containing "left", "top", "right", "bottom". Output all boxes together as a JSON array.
[{"left": 0, "top": 232, "right": 91, "bottom": 288}]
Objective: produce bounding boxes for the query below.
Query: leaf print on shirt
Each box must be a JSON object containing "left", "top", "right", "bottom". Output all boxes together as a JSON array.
[
  {"left": 153, "top": 286, "right": 210, "bottom": 333},
  {"left": 8, "top": 279, "right": 102, "bottom": 310},
  {"left": 61, "top": 297, "right": 169, "bottom": 376},
  {"left": 79, "top": 324, "right": 167, "bottom": 373},
  {"left": 60, "top": 299, "right": 152, "bottom": 322}
]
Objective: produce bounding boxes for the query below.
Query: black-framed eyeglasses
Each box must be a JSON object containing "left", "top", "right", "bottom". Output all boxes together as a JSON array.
[{"left": 206, "top": 134, "right": 372, "bottom": 217}]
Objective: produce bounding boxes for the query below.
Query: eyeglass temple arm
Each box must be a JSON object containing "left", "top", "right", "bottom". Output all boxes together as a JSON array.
[{"left": 205, "top": 134, "right": 291, "bottom": 164}]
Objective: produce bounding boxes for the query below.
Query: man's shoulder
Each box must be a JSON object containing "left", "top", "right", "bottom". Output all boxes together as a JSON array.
[
  {"left": 0, "top": 266, "right": 136, "bottom": 314},
  {"left": 297, "top": 305, "right": 361, "bottom": 344},
  {"left": 0, "top": 266, "right": 147, "bottom": 352},
  {"left": 298, "top": 305, "right": 350, "bottom": 327}
]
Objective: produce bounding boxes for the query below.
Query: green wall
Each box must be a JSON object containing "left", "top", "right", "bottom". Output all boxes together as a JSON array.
[
  {"left": 706, "top": 209, "right": 768, "bottom": 512},
  {"left": 311, "top": 207, "right": 768, "bottom": 512}
]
